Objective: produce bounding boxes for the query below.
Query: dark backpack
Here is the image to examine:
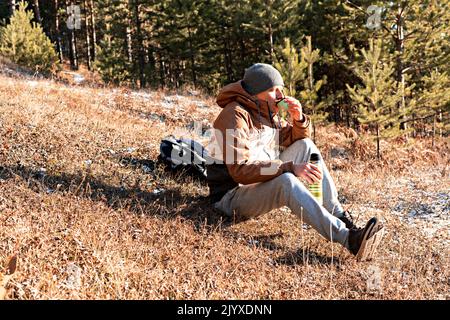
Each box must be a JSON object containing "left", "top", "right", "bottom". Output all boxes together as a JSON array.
[{"left": 158, "top": 136, "right": 208, "bottom": 180}]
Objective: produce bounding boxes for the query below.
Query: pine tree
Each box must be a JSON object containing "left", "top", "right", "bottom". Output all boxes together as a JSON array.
[
  {"left": 343, "top": 0, "right": 450, "bottom": 134},
  {"left": 94, "top": 0, "right": 132, "bottom": 86},
  {"left": 0, "top": 1, "right": 59, "bottom": 74},
  {"left": 298, "top": 0, "right": 363, "bottom": 125},
  {"left": 274, "top": 36, "right": 328, "bottom": 141},
  {"left": 273, "top": 37, "right": 306, "bottom": 121},
  {"left": 131, "top": 0, "right": 145, "bottom": 88},
  {"left": 346, "top": 38, "right": 404, "bottom": 159},
  {"left": 258, "top": 0, "right": 301, "bottom": 63},
  {"left": 64, "top": 0, "right": 78, "bottom": 70},
  {"left": 415, "top": 70, "right": 450, "bottom": 146},
  {"left": 152, "top": 0, "right": 204, "bottom": 89},
  {"left": 83, "top": 0, "right": 92, "bottom": 70},
  {"left": 273, "top": 37, "right": 306, "bottom": 97},
  {"left": 3, "top": 0, "right": 445, "bottom": 115},
  {"left": 299, "top": 36, "right": 328, "bottom": 142},
  {"left": 88, "top": 0, "right": 97, "bottom": 61}
]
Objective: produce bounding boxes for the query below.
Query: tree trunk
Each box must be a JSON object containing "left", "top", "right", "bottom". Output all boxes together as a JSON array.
[
  {"left": 143, "top": 30, "right": 155, "bottom": 88},
  {"left": 133, "top": 0, "right": 146, "bottom": 88},
  {"left": 54, "top": 0, "right": 63, "bottom": 63},
  {"left": 266, "top": 0, "right": 274, "bottom": 62},
  {"left": 146, "top": 33, "right": 155, "bottom": 86},
  {"left": 268, "top": 22, "right": 274, "bottom": 62},
  {"left": 175, "top": 62, "right": 181, "bottom": 89},
  {"left": 306, "top": 37, "right": 316, "bottom": 142},
  {"left": 396, "top": 5, "right": 407, "bottom": 132},
  {"left": 312, "top": 123, "right": 316, "bottom": 143},
  {"left": 126, "top": 26, "right": 133, "bottom": 63},
  {"left": 89, "top": 0, "right": 97, "bottom": 60},
  {"left": 222, "top": 27, "right": 233, "bottom": 82},
  {"left": 83, "top": 0, "right": 92, "bottom": 70},
  {"left": 68, "top": 25, "right": 78, "bottom": 70},
  {"left": 158, "top": 51, "right": 165, "bottom": 88},
  {"left": 33, "top": 0, "right": 41, "bottom": 24},
  {"left": 376, "top": 123, "right": 381, "bottom": 159},
  {"left": 74, "top": 27, "right": 79, "bottom": 67},
  {"left": 187, "top": 26, "right": 197, "bottom": 88},
  {"left": 8, "top": 0, "right": 16, "bottom": 17},
  {"left": 432, "top": 113, "right": 436, "bottom": 148},
  {"left": 224, "top": 43, "right": 232, "bottom": 82},
  {"left": 346, "top": 106, "right": 350, "bottom": 127},
  {"left": 239, "top": 36, "right": 246, "bottom": 66},
  {"left": 309, "top": 64, "right": 316, "bottom": 142},
  {"left": 66, "top": 0, "right": 78, "bottom": 70}
]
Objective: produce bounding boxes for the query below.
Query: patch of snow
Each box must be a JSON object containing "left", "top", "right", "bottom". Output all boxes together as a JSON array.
[
  {"left": 63, "top": 263, "right": 82, "bottom": 290},
  {"left": 60, "top": 71, "right": 85, "bottom": 84},
  {"left": 187, "top": 89, "right": 200, "bottom": 96},
  {"left": 391, "top": 190, "right": 449, "bottom": 243},
  {"left": 152, "top": 188, "right": 165, "bottom": 195},
  {"left": 26, "top": 80, "right": 39, "bottom": 87},
  {"left": 84, "top": 159, "right": 93, "bottom": 168},
  {"left": 131, "top": 91, "right": 155, "bottom": 100},
  {"left": 330, "top": 147, "right": 348, "bottom": 159},
  {"left": 148, "top": 113, "right": 166, "bottom": 122},
  {"left": 160, "top": 101, "right": 176, "bottom": 109},
  {"left": 142, "top": 165, "right": 153, "bottom": 174},
  {"left": 192, "top": 100, "right": 209, "bottom": 109},
  {"left": 73, "top": 74, "right": 85, "bottom": 84}
]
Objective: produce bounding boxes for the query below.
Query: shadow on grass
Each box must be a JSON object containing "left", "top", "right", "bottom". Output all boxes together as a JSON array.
[
  {"left": 0, "top": 162, "right": 343, "bottom": 265},
  {"left": 224, "top": 231, "right": 342, "bottom": 266},
  {"left": 275, "top": 249, "right": 342, "bottom": 266},
  {"left": 222, "top": 231, "right": 286, "bottom": 251},
  {"left": 0, "top": 162, "right": 227, "bottom": 230}
]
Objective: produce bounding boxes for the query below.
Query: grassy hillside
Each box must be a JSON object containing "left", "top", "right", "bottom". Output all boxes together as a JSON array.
[{"left": 0, "top": 64, "right": 448, "bottom": 299}]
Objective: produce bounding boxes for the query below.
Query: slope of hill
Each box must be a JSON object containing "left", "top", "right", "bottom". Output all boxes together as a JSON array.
[{"left": 0, "top": 65, "right": 448, "bottom": 299}]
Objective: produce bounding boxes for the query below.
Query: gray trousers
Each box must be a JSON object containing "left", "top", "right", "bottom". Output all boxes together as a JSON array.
[{"left": 214, "top": 138, "right": 349, "bottom": 248}]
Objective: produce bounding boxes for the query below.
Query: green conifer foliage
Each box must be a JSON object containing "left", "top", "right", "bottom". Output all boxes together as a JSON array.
[
  {"left": 274, "top": 37, "right": 306, "bottom": 97},
  {"left": 347, "top": 38, "right": 405, "bottom": 159},
  {"left": 415, "top": 70, "right": 450, "bottom": 145},
  {"left": 0, "top": 1, "right": 59, "bottom": 74},
  {"left": 299, "top": 36, "right": 328, "bottom": 142},
  {"left": 93, "top": 0, "right": 132, "bottom": 86}
]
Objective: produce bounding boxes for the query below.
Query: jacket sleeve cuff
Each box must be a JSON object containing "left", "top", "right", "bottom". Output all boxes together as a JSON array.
[
  {"left": 280, "top": 160, "right": 295, "bottom": 173},
  {"left": 294, "top": 114, "right": 310, "bottom": 127}
]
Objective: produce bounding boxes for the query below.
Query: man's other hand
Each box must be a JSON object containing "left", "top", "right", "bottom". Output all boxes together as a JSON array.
[{"left": 292, "top": 163, "right": 322, "bottom": 184}]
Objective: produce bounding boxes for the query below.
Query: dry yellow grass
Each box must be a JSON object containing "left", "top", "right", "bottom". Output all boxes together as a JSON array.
[{"left": 0, "top": 66, "right": 448, "bottom": 300}]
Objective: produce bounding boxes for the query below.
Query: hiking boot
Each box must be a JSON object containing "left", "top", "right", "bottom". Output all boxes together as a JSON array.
[
  {"left": 348, "top": 217, "right": 384, "bottom": 262},
  {"left": 339, "top": 210, "right": 357, "bottom": 230}
]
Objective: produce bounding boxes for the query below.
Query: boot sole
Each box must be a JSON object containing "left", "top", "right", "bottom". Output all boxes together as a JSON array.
[{"left": 356, "top": 222, "right": 385, "bottom": 262}]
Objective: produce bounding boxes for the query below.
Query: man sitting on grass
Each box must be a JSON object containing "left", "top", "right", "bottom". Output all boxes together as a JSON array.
[{"left": 206, "top": 63, "right": 384, "bottom": 261}]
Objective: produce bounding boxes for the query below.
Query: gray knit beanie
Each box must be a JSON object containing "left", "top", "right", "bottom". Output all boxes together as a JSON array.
[{"left": 241, "top": 63, "right": 284, "bottom": 95}]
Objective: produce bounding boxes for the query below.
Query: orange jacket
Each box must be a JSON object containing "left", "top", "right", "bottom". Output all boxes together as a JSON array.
[{"left": 206, "top": 80, "right": 311, "bottom": 201}]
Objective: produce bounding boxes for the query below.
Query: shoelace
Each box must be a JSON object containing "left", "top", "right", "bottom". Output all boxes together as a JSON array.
[
  {"left": 341, "top": 210, "right": 359, "bottom": 230},
  {"left": 343, "top": 210, "right": 355, "bottom": 222}
]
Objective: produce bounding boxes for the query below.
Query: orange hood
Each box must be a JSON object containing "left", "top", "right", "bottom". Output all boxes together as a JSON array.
[{"left": 216, "top": 80, "right": 274, "bottom": 120}]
